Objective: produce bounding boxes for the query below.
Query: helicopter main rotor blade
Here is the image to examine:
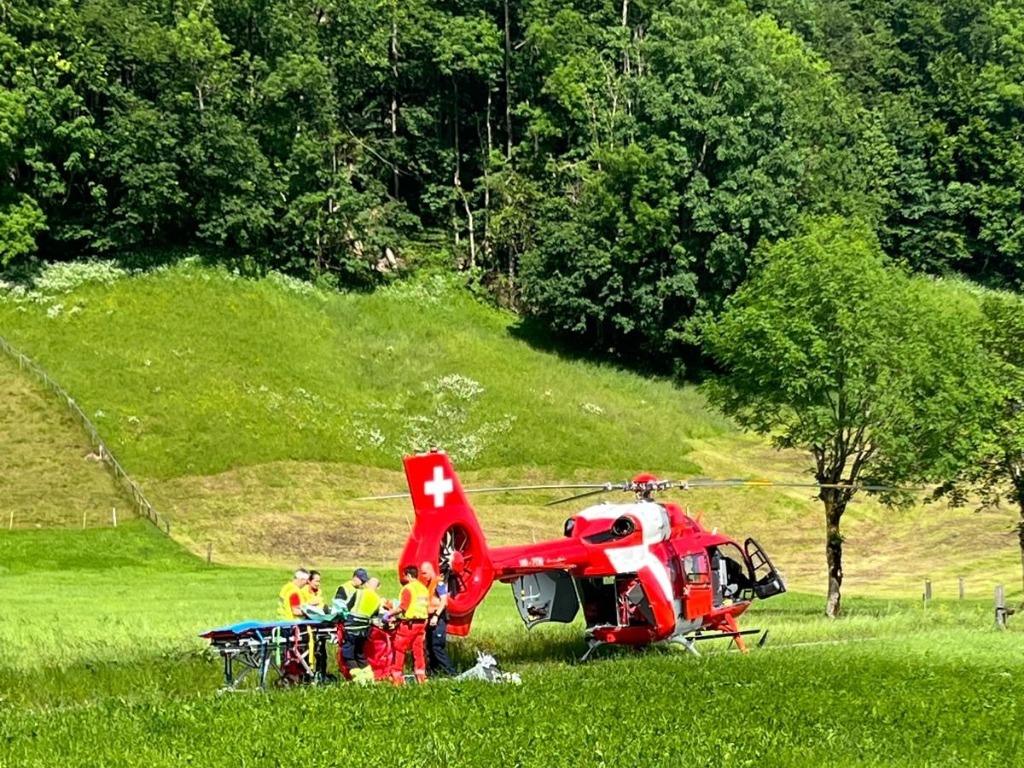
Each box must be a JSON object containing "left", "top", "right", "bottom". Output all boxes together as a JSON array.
[
  {"left": 355, "top": 478, "right": 923, "bottom": 502},
  {"left": 678, "top": 479, "right": 922, "bottom": 492},
  {"left": 355, "top": 482, "right": 611, "bottom": 502},
  {"left": 545, "top": 485, "right": 621, "bottom": 506}
]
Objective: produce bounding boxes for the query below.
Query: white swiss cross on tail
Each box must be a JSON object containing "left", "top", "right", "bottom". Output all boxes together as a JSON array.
[{"left": 424, "top": 465, "right": 454, "bottom": 508}]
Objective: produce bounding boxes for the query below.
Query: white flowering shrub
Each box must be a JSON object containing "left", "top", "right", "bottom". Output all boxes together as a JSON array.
[
  {"left": 432, "top": 373, "right": 485, "bottom": 401},
  {"left": 33, "top": 261, "right": 128, "bottom": 295},
  {"left": 0, "top": 260, "right": 128, "bottom": 312},
  {"left": 352, "top": 374, "right": 515, "bottom": 463}
]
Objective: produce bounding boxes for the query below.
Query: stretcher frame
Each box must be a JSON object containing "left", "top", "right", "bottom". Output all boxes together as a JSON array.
[{"left": 200, "top": 620, "right": 340, "bottom": 691}]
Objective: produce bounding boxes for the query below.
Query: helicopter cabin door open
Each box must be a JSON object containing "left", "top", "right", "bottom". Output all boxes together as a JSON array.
[
  {"left": 510, "top": 570, "right": 580, "bottom": 629},
  {"left": 573, "top": 574, "right": 657, "bottom": 631},
  {"left": 745, "top": 538, "right": 786, "bottom": 599}
]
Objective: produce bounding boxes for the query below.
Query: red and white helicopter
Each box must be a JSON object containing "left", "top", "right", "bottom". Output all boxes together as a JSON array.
[{"left": 393, "top": 449, "right": 787, "bottom": 660}]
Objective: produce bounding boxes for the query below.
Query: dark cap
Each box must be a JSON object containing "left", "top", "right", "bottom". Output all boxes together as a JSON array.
[{"left": 353, "top": 568, "right": 370, "bottom": 583}]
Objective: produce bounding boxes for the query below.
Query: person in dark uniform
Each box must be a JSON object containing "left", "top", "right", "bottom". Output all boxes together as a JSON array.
[{"left": 421, "top": 561, "right": 456, "bottom": 677}]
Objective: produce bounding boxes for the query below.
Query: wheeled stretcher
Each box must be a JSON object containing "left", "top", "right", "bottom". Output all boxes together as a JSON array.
[{"left": 199, "top": 620, "right": 340, "bottom": 690}]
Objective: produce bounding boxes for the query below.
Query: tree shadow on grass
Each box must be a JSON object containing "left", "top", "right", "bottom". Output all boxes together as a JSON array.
[
  {"left": 507, "top": 315, "right": 705, "bottom": 384},
  {"left": 506, "top": 316, "right": 614, "bottom": 369}
]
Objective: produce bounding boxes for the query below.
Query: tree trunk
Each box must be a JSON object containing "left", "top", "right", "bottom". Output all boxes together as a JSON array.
[
  {"left": 823, "top": 491, "right": 847, "bottom": 618},
  {"left": 621, "top": 0, "right": 630, "bottom": 77},
  {"left": 460, "top": 182, "right": 476, "bottom": 269},
  {"left": 1012, "top": 469, "right": 1024, "bottom": 598},
  {"left": 389, "top": 6, "right": 400, "bottom": 198},
  {"left": 483, "top": 87, "right": 493, "bottom": 265},
  {"left": 503, "top": 0, "right": 513, "bottom": 160},
  {"left": 452, "top": 81, "right": 474, "bottom": 267},
  {"left": 1018, "top": 510, "right": 1024, "bottom": 599}
]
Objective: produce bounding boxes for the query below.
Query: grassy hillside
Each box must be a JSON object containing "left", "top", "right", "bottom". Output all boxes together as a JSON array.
[
  {"left": 0, "top": 261, "right": 1020, "bottom": 598},
  {"left": 0, "top": 352, "right": 125, "bottom": 528}
]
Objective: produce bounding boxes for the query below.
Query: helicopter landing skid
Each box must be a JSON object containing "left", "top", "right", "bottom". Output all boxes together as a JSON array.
[
  {"left": 668, "top": 635, "right": 701, "bottom": 656},
  {"left": 580, "top": 638, "right": 606, "bottom": 662}
]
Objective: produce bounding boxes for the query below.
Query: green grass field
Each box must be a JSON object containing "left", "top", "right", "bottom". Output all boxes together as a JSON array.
[
  {"left": 0, "top": 352, "right": 125, "bottom": 529},
  {"left": 2, "top": 260, "right": 1024, "bottom": 766},
  {"left": 0, "top": 524, "right": 1022, "bottom": 768}
]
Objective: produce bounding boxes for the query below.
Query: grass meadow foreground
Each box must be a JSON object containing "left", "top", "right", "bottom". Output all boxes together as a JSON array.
[{"left": 1, "top": 524, "right": 1022, "bottom": 768}]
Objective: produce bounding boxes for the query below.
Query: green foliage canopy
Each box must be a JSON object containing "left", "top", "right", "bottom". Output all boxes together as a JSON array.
[
  {"left": 703, "top": 216, "right": 998, "bottom": 615},
  {"left": 518, "top": 0, "right": 885, "bottom": 374}
]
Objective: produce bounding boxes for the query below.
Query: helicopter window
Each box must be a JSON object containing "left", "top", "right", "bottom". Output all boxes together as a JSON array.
[{"left": 683, "top": 553, "right": 710, "bottom": 585}]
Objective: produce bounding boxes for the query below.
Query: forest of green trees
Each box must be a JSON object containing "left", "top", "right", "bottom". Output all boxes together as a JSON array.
[{"left": 2, "top": 0, "right": 1022, "bottom": 373}]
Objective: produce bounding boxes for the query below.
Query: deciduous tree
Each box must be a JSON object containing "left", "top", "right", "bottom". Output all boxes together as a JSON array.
[
  {"left": 938, "top": 289, "right": 1024, "bottom": 595},
  {"left": 703, "top": 217, "right": 995, "bottom": 616}
]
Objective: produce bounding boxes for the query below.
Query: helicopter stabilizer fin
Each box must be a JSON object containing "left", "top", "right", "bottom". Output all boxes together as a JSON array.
[{"left": 399, "top": 450, "right": 496, "bottom": 636}]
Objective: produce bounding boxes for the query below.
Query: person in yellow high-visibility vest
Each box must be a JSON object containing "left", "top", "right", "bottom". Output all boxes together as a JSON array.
[
  {"left": 300, "top": 570, "right": 325, "bottom": 611},
  {"left": 388, "top": 565, "right": 429, "bottom": 685},
  {"left": 278, "top": 568, "right": 310, "bottom": 619},
  {"left": 342, "top": 578, "right": 383, "bottom": 683},
  {"left": 334, "top": 568, "right": 370, "bottom": 606},
  {"left": 300, "top": 570, "right": 328, "bottom": 680}
]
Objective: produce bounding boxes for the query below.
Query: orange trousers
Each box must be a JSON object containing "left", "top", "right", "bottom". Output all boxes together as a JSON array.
[{"left": 391, "top": 621, "right": 426, "bottom": 684}]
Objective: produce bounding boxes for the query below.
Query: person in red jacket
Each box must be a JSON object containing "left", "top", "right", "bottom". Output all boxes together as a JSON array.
[{"left": 387, "top": 565, "right": 429, "bottom": 685}]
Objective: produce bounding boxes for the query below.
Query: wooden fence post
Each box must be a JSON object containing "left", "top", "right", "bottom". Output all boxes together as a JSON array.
[
  {"left": 995, "top": 584, "right": 1007, "bottom": 629},
  {"left": 207, "top": 542, "right": 213, "bottom": 565},
  {"left": 958, "top": 576, "right": 965, "bottom": 600},
  {"left": 923, "top": 579, "right": 932, "bottom": 603}
]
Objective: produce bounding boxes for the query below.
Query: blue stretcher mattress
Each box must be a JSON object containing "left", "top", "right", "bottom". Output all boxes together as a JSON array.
[{"left": 200, "top": 619, "right": 320, "bottom": 640}]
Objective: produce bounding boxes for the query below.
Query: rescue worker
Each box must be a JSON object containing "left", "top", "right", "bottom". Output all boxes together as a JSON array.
[
  {"left": 421, "top": 561, "right": 456, "bottom": 677},
  {"left": 301, "top": 570, "right": 328, "bottom": 681},
  {"left": 342, "top": 578, "right": 383, "bottom": 683},
  {"left": 333, "top": 568, "right": 369, "bottom": 680},
  {"left": 335, "top": 568, "right": 370, "bottom": 606},
  {"left": 278, "top": 568, "right": 310, "bottom": 619},
  {"left": 387, "top": 565, "right": 429, "bottom": 685},
  {"left": 301, "top": 570, "right": 325, "bottom": 611}
]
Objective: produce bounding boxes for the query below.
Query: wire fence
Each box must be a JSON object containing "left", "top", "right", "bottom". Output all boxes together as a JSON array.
[{"left": 0, "top": 335, "right": 171, "bottom": 536}]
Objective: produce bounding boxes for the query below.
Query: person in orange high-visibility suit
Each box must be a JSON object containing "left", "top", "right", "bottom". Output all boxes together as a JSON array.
[{"left": 387, "top": 565, "right": 429, "bottom": 685}]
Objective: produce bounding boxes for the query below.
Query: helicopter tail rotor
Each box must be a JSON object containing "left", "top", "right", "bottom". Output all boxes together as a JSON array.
[{"left": 399, "top": 451, "right": 496, "bottom": 636}]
